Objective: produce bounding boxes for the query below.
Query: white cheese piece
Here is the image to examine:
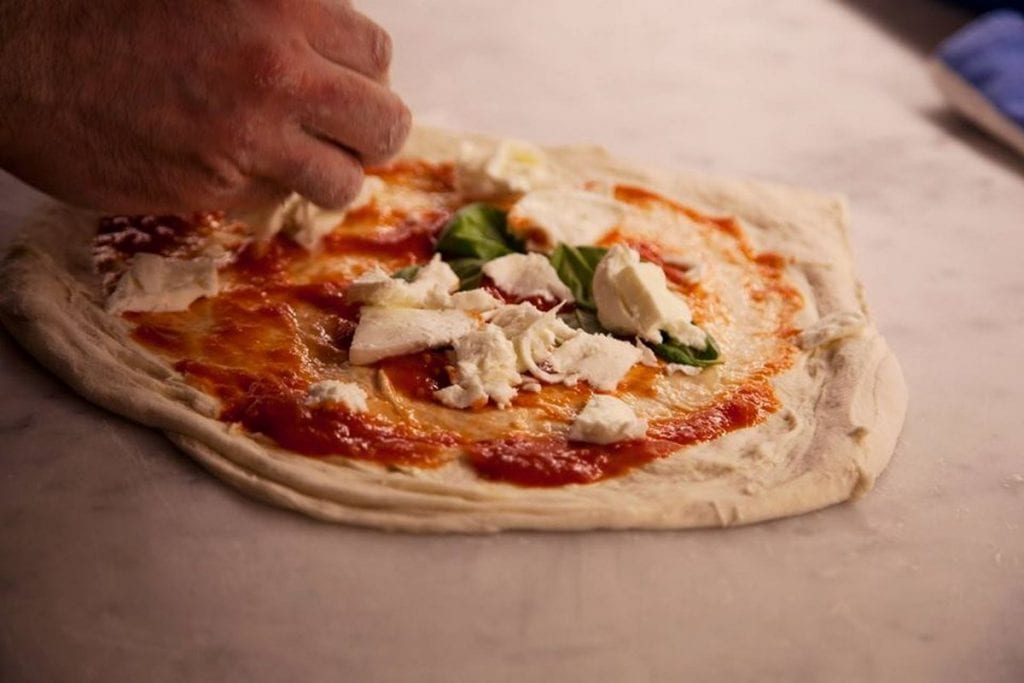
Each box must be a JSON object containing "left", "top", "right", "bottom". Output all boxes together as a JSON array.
[
  {"left": 455, "top": 140, "right": 551, "bottom": 199},
  {"left": 247, "top": 176, "right": 385, "bottom": 246},
  {"left": 305, "top": 381, "right": 369, "bottom": 412},
  {"left": 507, "top": 190, "right": 625, "bottom": 252},
  {"left": 434, "top": 324, "right": 521, "bottom": 409},
  {"left": 247, "top": 194, "right": 302, "bottom": 242},
  {"left": 482, "top": 253, "right": 574, "bottom": 303},
  {"left": 635, "top": 341, "right": 660, "bottom": 367},
  {"left": 346, "top": 255, "right": 458, "bottom": 309},
  {"left": 666, "top": 363, "right": 702, "bottom": 377},
  {"left": 349, "top": 307, "right": 475, "bottom": 365},
  {"left": 568, "top": 395, "right": 648, "bottom": 445},
  {"left": 412, "top": 253, "right": 461, "bottom": 293},
  {"left": 285, "top": 176, "right": 384, "bottom": 250},
  {"left": 485, "top": 301, "right": 547, "bottom": 337},
  {"left": 450, "top": 289, "right": 503, "bottom": 311},
  {"left": 593, "top": 244, "right": 706, "bottom": 347},
  {"left": 486, "top": 303, "right": 577, "bottom": 375},
  {"left": 797, "top": 311, "right": 867, "bottom": 349},
  {"left": 546, "top": 332, "right": 643, "bottom": 391},
  {"left": 107, "top": 254, "right": 219, "bottom": 314}
]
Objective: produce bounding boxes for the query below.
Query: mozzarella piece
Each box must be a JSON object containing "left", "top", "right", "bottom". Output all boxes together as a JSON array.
[
  {"left": 349, "top": 307, "right": 475, "bottom": 365},
  {"left": 568, "top": 395, "right": 647, "bottom": 445},
  {"left": 507, "top": 190, "right": 625, "bottom": 252},
  {"left": 593, "top": 244, "right": 705, "bottom": 347},
  {"left": 347, "top": 255, "right": 458, "bottom": 309},
  {"left": 107, "top": 254, "right": 218, "bottom": 314},
  {"left": 434, "top": 324, "right": 521, "bottom": 409},
  {"left": 450, "top": 288, "right": 503, "bottom": 311},
  {"left": 455, "top": 140, "right": 551, "bottom": 199},
  {"left": 285, "top": 176, "right": 384, "bottom": 249},
  {"left": 248, "top": 176, "right": 384, "bottom": 246},
  {"left": 305, "top": 381, "right": 368, "bottom": 412},
  {"left": 413, "top": 254, "right": 461, "bottom": 293},
  {"left": 546, "top": 332, "right": 643, "bottom": 391},
  {"left": 485, "top": 301, "right": 548, "bottom": 338},
  {"left": 635, "top": 341, "right": 660, "bottom": 367},
  {"left": 486, "top": 303, "right": 577, "bottom": 375},
  {"left": 482, "top": 253, "right": 574, "bottom": 303}
]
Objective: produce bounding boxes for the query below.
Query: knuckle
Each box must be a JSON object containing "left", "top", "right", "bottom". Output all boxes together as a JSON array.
[
  {"left": 199, "top": 155, "right": 250, "bottom": 204},
  {"left": 244, "top": 41, "right": 291, "bottom": 94}
]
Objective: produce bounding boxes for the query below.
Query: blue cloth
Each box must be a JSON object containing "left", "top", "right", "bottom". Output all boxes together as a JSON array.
[{"left": 937, "top": 10, "right": 1024, "bottom": 127}]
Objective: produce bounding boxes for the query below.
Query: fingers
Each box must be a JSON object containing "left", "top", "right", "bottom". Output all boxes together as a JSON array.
[
  {"left": 255, "top": 125, "right": 365, "bottom": 209},
  {"left": 300, "top": 62, "right": 411, "bottom": 167},
  {"left": 306, "top": 2, "right": 393, "bottom": 82}
]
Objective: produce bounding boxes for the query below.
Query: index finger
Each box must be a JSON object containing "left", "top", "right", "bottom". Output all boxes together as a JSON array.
[{"left": 305, "top": 2, "right": 393, "bottom": 83}]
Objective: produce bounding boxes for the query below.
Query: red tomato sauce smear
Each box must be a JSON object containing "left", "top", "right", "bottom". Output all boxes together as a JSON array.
[
  {"left": 468, "top": 384, "right": 778, "bottom": 487},
  {"left": 105, "top": 163, "right": 798, "bottom": 488}
]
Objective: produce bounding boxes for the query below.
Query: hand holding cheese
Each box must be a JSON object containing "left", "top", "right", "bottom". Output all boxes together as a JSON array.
[{"left": 0, "top": 0, "right": 410, "bottom": 213}]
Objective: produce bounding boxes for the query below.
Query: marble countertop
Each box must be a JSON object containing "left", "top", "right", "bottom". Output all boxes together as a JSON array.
[{"left": 2, "top": 1, "right": 1022, "bottom": 680}]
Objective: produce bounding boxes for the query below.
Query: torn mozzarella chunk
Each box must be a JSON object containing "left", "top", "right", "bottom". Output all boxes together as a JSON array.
[
  {"left": 486, "top": 303, "right": 577, "bottom": 376},
  {"left": 568, "top": 395, "right": 647, "bottom": 445},
  {"left": 305, "top": 381, "right": 368, "bottom": 412},
  {"left": 482, "top": 253, "right": 574, "bottom": 303},
  {"left": 434, "top": 324, "right": 521, "bottom": 409},
  {"left": 349, "top": 307, "right": 475, "bottom": 365},
  {"left": 450, "top": 288, "right": 503, "bottom": 311},
  {"left": 593, "top": 244, "right": 705, "bottom": 347},
  {"left": 455, "top": 139, "right": 551, "bottom": 199},
  {"left": 247, "top": 176, "right": 384, "bottom": 246},
  {"left": 546, "top": 332, "right": 643, "bottom": 391},
  {"left": 107, "top": 254, "right": 218, "bottom": 314},
  {"left": 507, "top": 190, "right": 625, "bottom": 252},
  {"left": 635, "top": 341, "right": 660, "bottom": 367},
  {"left": 285, "top": 176, "right": 384, "bottom": 249},
  {"left": 797, "top": 311, "right": 867, "bottom": 349},
  {"left": 347, "top": 255, "right": 458, "bottom": 309}
]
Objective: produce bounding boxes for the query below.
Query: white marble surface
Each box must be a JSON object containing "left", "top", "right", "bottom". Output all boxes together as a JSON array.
[{"left": 2, "top": 1, "right": 1022, "bottom": 681}]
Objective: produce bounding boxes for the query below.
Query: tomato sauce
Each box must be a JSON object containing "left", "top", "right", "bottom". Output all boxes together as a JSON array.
[
  {"left": 224, "top": 388, "right": 457, "bottom": 467},
  {"left": 94, "top": 212, "right": 223, "bottom": 261},
  {"left": 105, "top": 164, "right": 803, "bottom": 489},
  {"left": 379, "top": 351, "right": 453, "bottom": 402},
  {"left": 469, "top": 384, "right": 777, "bottom": 486},
  {"left": 469, "top": 436, "right": 678, "bottom": 487},
  {"left": 322, "top": 209, "right": 448, "bottom": 264}
]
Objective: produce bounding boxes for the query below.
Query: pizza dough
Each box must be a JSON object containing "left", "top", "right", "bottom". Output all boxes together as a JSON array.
[{"left": 0, "top": 127, "right": 907, "bottom": 532}]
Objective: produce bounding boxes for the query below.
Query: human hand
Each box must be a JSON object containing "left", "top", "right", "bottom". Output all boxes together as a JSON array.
[{"left": 0, "top": 0, "right": 411, "bottom": 213}]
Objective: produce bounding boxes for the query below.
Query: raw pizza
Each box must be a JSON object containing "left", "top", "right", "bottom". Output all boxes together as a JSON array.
[{"left": 0, "top": 128, "right": 907, "bottom": 532}]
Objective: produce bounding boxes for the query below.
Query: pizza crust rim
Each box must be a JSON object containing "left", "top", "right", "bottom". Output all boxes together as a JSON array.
[{"left": 0, "top": 126, "right": 908, "bottom": 532}]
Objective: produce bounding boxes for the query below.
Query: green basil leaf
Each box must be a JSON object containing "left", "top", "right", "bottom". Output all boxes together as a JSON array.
[
  {"left": 648, "top": 331, "right": 722, "bottom": 368},
  {"left": 549, "top": 244, "right": 608, "bottom": 311},
  {"left": 436, "top": 204, "right": 522, "bottom": 261},
  {"left": 447, "top": 258, "right": 487, "bottom": 291},
  {"left": 392, "top": 264, "right": 421, "bottom": 282}
]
